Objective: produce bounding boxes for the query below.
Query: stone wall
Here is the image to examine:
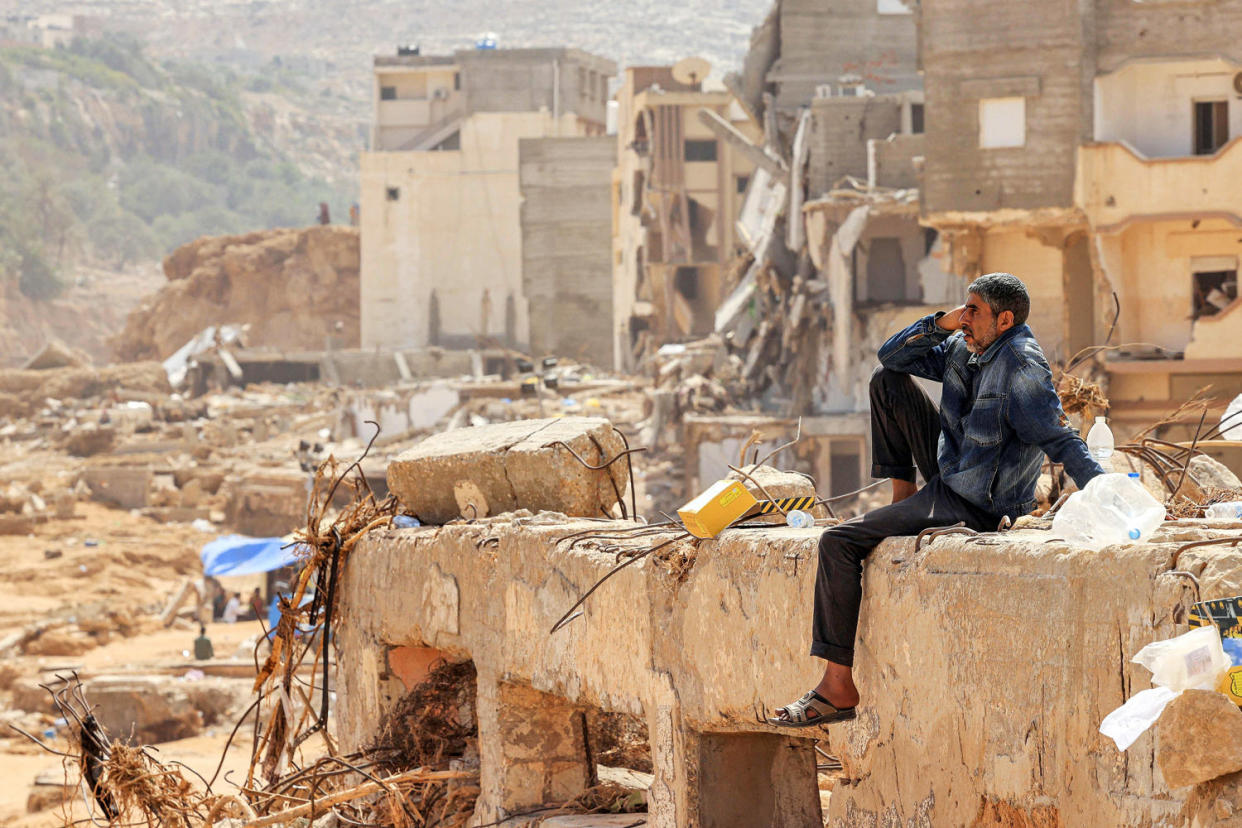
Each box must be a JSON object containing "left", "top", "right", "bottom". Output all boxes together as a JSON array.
[{"left": 337, "top": 511, "right": 1242, "bottom": 826}]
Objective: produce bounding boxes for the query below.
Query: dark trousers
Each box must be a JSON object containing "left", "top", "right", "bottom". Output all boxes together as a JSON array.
[{"left": 810, "top": 368, "right": 1002, "bottom": 667}]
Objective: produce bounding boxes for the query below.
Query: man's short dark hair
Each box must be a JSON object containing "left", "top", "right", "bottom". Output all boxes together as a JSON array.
[{"left": 967, "top": 272, "right": 1030, "bottom": 327}]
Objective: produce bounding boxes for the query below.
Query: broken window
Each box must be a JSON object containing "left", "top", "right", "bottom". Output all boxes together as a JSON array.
[
  {"left": 684, "top": 139, "right": 718, "bottom": 162},
  {"left": 1194, "top": 100, "right": 1229, "bottom": 155},
  {"left": 380, "top": 85, "right": 396, "bottom": 100},
  {"left": 674, "top": 266, "right": 699, "bottom": 300},
  {"left": 911, "top": 103, "right": 925, "bottom": 134},
  {"left": 736, "top": 175, "right": 750, "bottom": 194},
  {"left": 978, "top": 97, "right": 1025, "bottom": 149},
  {"left": 1192, "top": 269, "right": 1238, "bottom": 318},
  {"left": 385, "top": 186, "right": 400, "bottom": 201}
]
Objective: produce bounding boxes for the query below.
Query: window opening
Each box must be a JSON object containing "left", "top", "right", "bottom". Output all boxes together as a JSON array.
[
  {"left": 684, "top": 139, "right": 718, "bottom": 162},
  {"left": 1194, "top": 100, "right": 1229, "bottom": 155},
  {"left": 1192, "top": 269, "right": 1238, "bottom": 318}
]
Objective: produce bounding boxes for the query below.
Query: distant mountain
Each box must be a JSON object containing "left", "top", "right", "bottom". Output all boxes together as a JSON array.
[{"left": 1, "top": 0, "right": 771, "bottom": 111}]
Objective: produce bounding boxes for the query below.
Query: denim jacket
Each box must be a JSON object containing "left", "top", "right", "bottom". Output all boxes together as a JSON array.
[{"left": 878, "top": 312, "right": 1104, "bottom": 518}]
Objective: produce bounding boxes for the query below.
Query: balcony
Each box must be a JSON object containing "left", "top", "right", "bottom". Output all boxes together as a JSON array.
[{"left": 1074, "top": 138, "right": 1242, "bottom": 232}]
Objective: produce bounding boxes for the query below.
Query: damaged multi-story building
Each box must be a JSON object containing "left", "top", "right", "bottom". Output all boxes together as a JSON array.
[
  {"left": 359, "top": 46, "right": 616, "bottom": 360},
  {"left": 920, "top": 0, "right": 1242, "bottom": 446},
  {"left": 658, "top": 0, "right": 969, "bottom": 501},
  {"left": 611, "top": 63, "right": 760, "bottom": 371}
]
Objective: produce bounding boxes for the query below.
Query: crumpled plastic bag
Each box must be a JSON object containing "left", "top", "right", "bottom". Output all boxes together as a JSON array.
[
  {"left": 1098, "top": 626, "right": 1231, "bottom": 751},
  {"left": 1133, "top": 625, "right": 1231, "bottom": 691},
  {"left": 1100, "top": 687, "right": 1179, "bottom": 751}
]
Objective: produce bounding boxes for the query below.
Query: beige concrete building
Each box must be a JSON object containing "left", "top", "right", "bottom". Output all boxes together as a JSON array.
[
  {"left": 919, "top": 0, "right": 1242, "bottom": 441},
  {"left": 360, "top": 47, "right": 615, "bottom": 352},
  {"left": 612, "top": 66, "right": 759, "bottom": 370}
]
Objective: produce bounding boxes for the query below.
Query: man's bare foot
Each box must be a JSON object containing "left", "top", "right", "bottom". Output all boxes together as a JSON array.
[
  {"left": 891, "top": 479, "right": 917, "bottom": 504},
  {"left": 813, "top": 661, "right": 860, "bottom": 710}
]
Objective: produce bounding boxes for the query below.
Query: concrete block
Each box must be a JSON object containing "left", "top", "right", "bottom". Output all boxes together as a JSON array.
[
  {"left": 1159, "top": 690, "right": 1242, "bottom": 788},
  {"left": 82, "top": 466, "right": 153, "bottom": 510},
  {"left": 387, "top": 417, "right": 628, "bottom": 523}
]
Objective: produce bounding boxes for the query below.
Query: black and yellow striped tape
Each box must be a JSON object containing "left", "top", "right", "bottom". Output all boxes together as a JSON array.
[{"left": 755, "top": 496, "right": 815, "bottom": 515}]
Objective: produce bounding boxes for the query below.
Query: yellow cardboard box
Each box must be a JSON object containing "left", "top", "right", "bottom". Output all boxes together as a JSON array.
[{"left": 677, "top": 479, "right": 758, "bottom": 539}]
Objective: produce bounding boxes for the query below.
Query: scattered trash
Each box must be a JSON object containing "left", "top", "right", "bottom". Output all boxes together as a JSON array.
[
  {"left": 1100, "top": 626, "right": 1231, "bottom": 750},
  {"left": 1206, "top": 502, "right": 1242, "bottom": 520},
  {"left": 393, "top": 515, "right": 421, "bottom": 529},
  {"left": 786, "top": 509, "right": 813, "bottom": 528},
  {"left": 1051, "top": 472, "right": 1166, "bottom": 549}
]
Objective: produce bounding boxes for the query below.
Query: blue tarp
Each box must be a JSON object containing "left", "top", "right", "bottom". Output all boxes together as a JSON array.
[{"left": 200, "top": 535, "right": 303, "bottom": 577}]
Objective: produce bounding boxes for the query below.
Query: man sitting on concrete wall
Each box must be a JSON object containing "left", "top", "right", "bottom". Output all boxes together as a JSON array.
[{"left": 770, "top": 272, "right": 1104, "bottom": 726}]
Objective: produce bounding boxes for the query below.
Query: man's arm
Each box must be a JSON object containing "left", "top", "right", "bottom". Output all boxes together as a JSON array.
[
  {"left": 877, "top": 309, "right": 961, "bottom": 381},
  {"left": 1007, "top": 365, "right": 1105, "bottom": 488}
]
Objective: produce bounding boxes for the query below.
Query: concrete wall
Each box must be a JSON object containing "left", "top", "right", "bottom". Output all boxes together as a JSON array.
[
  {"left": 1094, "top": 58, "right": 1242, "bottom": 159},
  {"left": 978, "top": 228, "right": 1068, "bottom": 361},
  {"left": 519, "top": 136, "right": 616, "bottom": 368},
  {"left": 769, "top": 0, "right": 920, "bottom": 110},
  {"left": 920, "top": 0, "right": 1084, "bottom": 216},
  {"left": 808, "top": 96, "right": 902, "bottom": 196},
  {"left": 337, "top": 514, "right": 1242, "bottom": 826},
  {"left": 458, "top": 49, "right": 614, "bottom": 127},
  {"left": 360, "top": 111, "right": 589, "bottom": 352},
  {"left": 1093, "top": 217, "right": 1242, "bottom": 355}
]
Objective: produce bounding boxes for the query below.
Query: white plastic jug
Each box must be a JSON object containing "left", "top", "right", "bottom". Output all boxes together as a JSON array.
[
  {"left": 1052, "top": 472, "right": 1166, "bottom": 550},
  {"left": 1206, "top": 501, "right": 1242, "bottom": 520},
  {"left": 1224, "top": 393, "right": 1242, "bottom": 441}
]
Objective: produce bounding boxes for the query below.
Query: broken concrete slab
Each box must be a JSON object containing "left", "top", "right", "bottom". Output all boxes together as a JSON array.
[
  {"left": 387, "top": 418, "right": 629, "bottom": 523},
  {"left": 82, "top": 466, "right": 153, "bottom": 510},
  {"left": 1158, "top": 689, "right": 1242, "bottom": 788}
]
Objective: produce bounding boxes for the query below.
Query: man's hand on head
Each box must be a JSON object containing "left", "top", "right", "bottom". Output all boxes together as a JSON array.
[{"left": 936, "top": 306, "right": 966, "bottom": 332}]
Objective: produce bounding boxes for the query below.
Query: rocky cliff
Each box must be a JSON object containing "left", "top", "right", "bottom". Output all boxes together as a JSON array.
[{"left": 111, "top": 226, "right": 360, "bottom": 362}]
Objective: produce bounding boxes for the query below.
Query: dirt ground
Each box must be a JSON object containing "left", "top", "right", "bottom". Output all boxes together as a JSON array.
[{"left": 0, "top": 501, "right": 279, "bottom": 825}]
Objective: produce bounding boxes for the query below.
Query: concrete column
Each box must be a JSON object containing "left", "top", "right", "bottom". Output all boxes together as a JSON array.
[
  {"left": 474, "top": 674, "right": 593, "bottom": 823},
  {"left": 647, "top": 697, "right": 821, "bottom": 828},
  {"left": 697, "top": 733, "right": 821, "bottom": 828}
]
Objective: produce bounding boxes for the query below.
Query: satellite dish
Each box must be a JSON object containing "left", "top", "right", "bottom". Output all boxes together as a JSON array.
[
  {"left": 1233, "top": 71, "right": 1242, "bottom": 95},
  {"left": 672, "top": 57, "right": 711, "bottom": 87}
]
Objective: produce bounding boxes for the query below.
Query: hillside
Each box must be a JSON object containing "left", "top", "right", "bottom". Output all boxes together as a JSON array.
[{"left": 0, "top": 35, "right": 357, "bottom": 363}]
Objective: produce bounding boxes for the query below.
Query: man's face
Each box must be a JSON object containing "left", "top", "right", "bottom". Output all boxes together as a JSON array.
[{"left": 960, "top": 293, "right": 999, "bottom": 354}]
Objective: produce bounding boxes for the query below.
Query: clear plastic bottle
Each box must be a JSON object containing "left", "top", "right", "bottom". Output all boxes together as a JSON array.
[
  {"left": 785, "top": 509, "right": 813, "bottom": 528},
  {"left": 1223, "top": 393, "right": 1242, "bottom": 441},
  {"left": 1086, "top": 416, "right": 1115, "bottom": 472},
  {"left": 1206, "top": 501, "right": 1242, "bottom": 520},
  {"left": 1052, "top": 472, "right": 1166, "bottom": 549}
]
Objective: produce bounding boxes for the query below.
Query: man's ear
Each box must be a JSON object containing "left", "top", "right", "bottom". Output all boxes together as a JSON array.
[{"left": 997, "top": 309, "right": 1015, "bottom": 331}]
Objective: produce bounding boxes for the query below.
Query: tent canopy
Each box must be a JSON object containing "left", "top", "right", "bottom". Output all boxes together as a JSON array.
[{"left": 201, "top": 535, "right": 305, "bottom": 577}]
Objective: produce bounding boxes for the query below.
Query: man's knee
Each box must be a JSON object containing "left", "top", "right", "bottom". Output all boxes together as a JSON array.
[{"left": 870, "top": 366, "right": 911, "bottom": 401}]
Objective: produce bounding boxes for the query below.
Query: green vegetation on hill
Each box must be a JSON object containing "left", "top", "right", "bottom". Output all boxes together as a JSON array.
[{"left": 0, "top": 34, "right": 352, "bottom": 301}]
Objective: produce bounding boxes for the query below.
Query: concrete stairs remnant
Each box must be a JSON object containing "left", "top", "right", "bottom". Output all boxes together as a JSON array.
[
  {"left": 337, "top": 513, "right": 1242, "bottom": 826},
  {"left": 386, "top": 417, "right": 629, "bottom": 523}
]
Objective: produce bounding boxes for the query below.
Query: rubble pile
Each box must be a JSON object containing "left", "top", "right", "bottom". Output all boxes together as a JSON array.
[{"left": 111, "top": 226, "right": 361, "bottom": 362}]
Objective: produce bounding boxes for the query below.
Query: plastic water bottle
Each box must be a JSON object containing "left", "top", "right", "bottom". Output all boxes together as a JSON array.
[
  {"left": 393, "top": 515, "right": 421, "bottom": 529},
  {"left": 1206, "top": 501, "right": 1242, "bottom": 520},
  {"left": 1051, "top": 472, "right": 1166, "bottom": 549},
  {"left": 1223, "top": 393, "right": 1242, "bottom": 441},
  {"left": 1086, "top": 416, "right": 1115, "bottom": 471},
  {"left": 785, "top": 509, "right": 813, "bottom": 528}
]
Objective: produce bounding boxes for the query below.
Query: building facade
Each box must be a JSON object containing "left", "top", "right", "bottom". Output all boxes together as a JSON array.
[
  {"left": 611, "top": 66, "right": 759, "bottom": 371},
  {"left": 360, "top": 47, "right": 615, "bottom": 352},
  {"left": 919, "top": 0, "right": 1242, "bottom": 440}
]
